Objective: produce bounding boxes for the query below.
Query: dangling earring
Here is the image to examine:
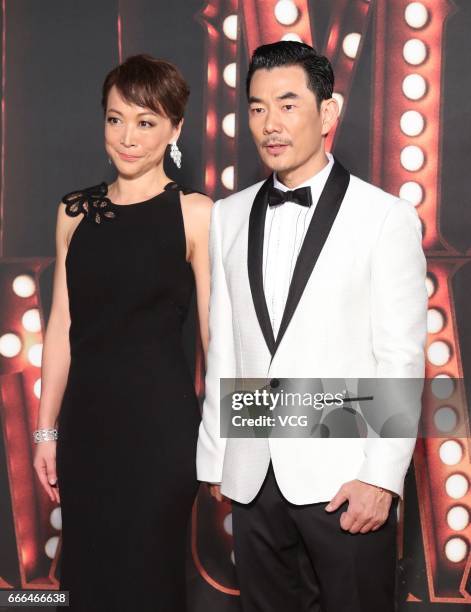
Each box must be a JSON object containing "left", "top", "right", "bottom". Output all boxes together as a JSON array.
[
  {"left": 108, "top": 157, "right": 112, "bottom": 165},
  {"left": 170, "top": 142, "right": 182, "bottom": 169}
]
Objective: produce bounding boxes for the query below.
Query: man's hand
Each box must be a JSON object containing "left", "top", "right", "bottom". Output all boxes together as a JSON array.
[
  {"left": 325, "top": 479, "right": 395, "bottom": 534},
  {"left": 208, "top": 484, "right": 230, "bottom": 503}
]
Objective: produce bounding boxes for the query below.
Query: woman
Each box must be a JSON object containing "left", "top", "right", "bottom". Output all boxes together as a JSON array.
[{"left": 33, "top": 54, "right": 212, "bottom": 611}]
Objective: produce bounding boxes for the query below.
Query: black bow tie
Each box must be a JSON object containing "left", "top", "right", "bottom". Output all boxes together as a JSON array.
[{"left": 267, "top": 185, "right": 312, "bottom": 208}]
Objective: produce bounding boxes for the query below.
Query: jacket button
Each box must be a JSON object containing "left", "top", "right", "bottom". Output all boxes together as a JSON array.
[{"left": 270, "top": 378, "right": 280, "bottom": 389}]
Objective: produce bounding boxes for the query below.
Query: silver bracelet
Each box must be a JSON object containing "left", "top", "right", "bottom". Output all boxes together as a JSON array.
[{"left": 33, "top": 428, "right": 58, "bottom": 443}]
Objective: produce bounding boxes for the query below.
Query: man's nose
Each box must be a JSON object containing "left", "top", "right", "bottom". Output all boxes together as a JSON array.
[{"left": 263, "top": 111, "right": 282, "bottom": 134}]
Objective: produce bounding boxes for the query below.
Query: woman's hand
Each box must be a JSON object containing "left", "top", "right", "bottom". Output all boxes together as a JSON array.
[
  {"left": 208, "top": 484, "right": 229, "bottom": 503},
  {"left": 33, "top": 441, "right": 60, "bottom": 504}
]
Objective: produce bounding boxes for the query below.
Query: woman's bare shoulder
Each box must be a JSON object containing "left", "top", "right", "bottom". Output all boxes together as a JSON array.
[
  {"left": 180, "top": 191, "right": 213, "bottom": 227},
  {"left": 56, "top": 197, "right": 83, "bottom": 250},
  {"left": 180, "top": 191, "right": 213, "bottom": 209}
]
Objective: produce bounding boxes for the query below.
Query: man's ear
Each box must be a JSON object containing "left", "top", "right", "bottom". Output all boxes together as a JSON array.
[{"left": 320, "top": 98, "right": 339, "bottom": 137}]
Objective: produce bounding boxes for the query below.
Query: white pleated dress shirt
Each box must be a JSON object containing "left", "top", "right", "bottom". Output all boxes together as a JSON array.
[{"left": 262, "top": 152, "right": 334, "bottom": 339}]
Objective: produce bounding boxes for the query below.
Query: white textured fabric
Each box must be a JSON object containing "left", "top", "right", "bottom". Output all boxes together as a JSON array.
[
  {"left": 263, "top": 153, "right": 334, "bottom": 338},
  {"left": 196, "top": 169, "right": 427, "bottom": 504}
]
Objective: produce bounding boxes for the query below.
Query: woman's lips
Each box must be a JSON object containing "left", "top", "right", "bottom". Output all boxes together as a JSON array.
[{"left": 118, "top": 152, "right": 141, "bottom": 161}]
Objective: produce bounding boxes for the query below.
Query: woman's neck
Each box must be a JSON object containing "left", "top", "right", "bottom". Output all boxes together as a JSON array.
[{"left": 108, "top": 166, "right": 172, "bottom": 204}]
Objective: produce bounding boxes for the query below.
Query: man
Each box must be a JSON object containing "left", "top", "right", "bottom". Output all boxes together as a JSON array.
[{"left": 197, "top": 41, "right": 427, "bottom": 612}]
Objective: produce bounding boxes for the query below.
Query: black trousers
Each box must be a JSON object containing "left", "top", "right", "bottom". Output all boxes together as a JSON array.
[{"left": 231, "top": 462, "right": 399, "bottom": 612}]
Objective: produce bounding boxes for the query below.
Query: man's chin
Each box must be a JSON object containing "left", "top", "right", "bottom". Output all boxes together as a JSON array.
[{"left": 259, "top": 154, "right": 291, "bottom": 174}]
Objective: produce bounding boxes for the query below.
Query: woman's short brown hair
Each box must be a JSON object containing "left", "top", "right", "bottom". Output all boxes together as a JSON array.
[{"left": 101, "top": 54, "right": 190, "bottom": 127}]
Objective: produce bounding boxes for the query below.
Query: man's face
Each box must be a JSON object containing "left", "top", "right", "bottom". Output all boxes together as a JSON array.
[{"left": 248, "top": 65, "right": 335, "bottom": 176}]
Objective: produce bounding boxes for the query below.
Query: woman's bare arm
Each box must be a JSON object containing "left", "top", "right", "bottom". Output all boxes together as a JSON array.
[
  {"left": 33, "top": 203, "right": 80, "bottom": 503},
  {"left": 36, "top": 204, "right": 76, "bottom": 429},
  {"left": 180, "top": 193, "right": 212, "bottom": 364}
]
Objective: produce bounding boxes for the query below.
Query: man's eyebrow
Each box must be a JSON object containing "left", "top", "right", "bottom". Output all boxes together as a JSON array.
[
  {"left": 248, "top": 96, "right": 264, "bottom": 104},
  {"left": 107, "top": 108, "right": 159, "bottom": 117},
  {"left": 248, "top": 92, "right": 300, "bottom": 104},
  {"left": 277, "top": 91, "right": 300, "bottom": 100}
]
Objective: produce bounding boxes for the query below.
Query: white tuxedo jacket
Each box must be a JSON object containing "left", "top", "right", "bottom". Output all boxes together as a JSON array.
[{"left": 196, "top": 159, "right": 427, "bottom": 504}]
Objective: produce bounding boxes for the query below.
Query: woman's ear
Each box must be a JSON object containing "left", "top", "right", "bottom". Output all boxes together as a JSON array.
[{"left": 170, "top": 118, "right": 184, "bottom": 144}]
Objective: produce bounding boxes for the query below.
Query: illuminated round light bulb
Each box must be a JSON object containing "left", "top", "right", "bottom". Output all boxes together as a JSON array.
[
  {"left": 34, "top": 378, "right": 41, "bottom": 399},
  {"left": 447, "top": 506, "right": 469, "bottom": 531},
  {"left": 50, "top": 507, "right": 62, "bottom": 530},
  {"left": 399, "top": 181, "right": 423, "bottom": 206},
  {"left": 445, "top": 474, "right": 468, "bottom": 499},
  {"left": 404, "top": 3, "right": 429, "bottom": 29},
  {"left": 45, "top": 536, "right": 59, "bottom": 559},
  {"left": 28, "top": 343, "right": 43, "bottom": 367},
  {"left": 281, "top": 32, "right": 302, "bottom": 42},
  {"left": 400, "top": 110, "right": 425, "bottom": 136},
  {"left": 439, "top": 440, "right": 463, "bottom": 466},
  {"left": 425, "top": 274, "right": 436, "bottom": 298},
  {"left": 22, "top": 308, "right": 41, "bottom": 333},
  {"left": 0, "top": 333, "right": 22, "bottom": 358},
  {"left": 223, "top": 15, "right": 238, "bottom": 40},
  {"left": 342, "top": 33, "right": 361, "bottom": 59},
  {"left": 402, "top": 73, "right": 427, "bottom": 100},
  {"left": 223, "top": 63, "right": 237, "bottom": 88},
  {"left": 12, "top": 274, "right": 36, "bottom": 298},
  {"left": 221, "top": 166, "right": 235, "bottom": 190},
  {"left": 400, "top": 145, "right": 425, "bottom": 171},
  {"left": 434, "top": 407, "right": 457, "bottom": 433},
  {"left": 333, "top": 92, "right": 344, "bottom": 114},
  {"left": 223, "top": 512, "right": 233, "bottom": 535},
  {"left": 427, "top": 308, "right": 445, "bottom": 334},
  {"left": 403, "top": 39, "right": 428, "bottom": 65},
  {"left": 274, "top": 0, "right": 299, "bottom": 26},
  {"left": 222, "top": 113, "right": 236, "bottom": 138},
  {"left": 431, "top": 376, "right": 454, "bottom": 400},
  {"left": 445, "top": 537, "right": 468, "bottom": 563},
  {"left": 427, "top": 340, "right": 451, "bottom": 366}
]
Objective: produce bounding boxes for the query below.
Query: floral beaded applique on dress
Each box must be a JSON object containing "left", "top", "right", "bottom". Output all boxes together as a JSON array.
[
  {"left": 61, "top": 181, "right": 205, "bottom": 225},
  {"left": 61, "top": 182, "right": 118, "bottom": 225}
]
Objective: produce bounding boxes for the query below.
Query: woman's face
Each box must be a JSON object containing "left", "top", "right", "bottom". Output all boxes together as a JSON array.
[{"left": 104, "top": 85, "right": 181, "bottom": 176}]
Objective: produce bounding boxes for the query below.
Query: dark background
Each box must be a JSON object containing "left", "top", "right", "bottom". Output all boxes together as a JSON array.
[{"left": 0, "top": 0, "right": 470, "bottom": 609}]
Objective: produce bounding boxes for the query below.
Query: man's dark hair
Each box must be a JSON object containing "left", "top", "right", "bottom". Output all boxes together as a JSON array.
[{"left": 246, "top": 41, "right": 334, "bottom": 109}]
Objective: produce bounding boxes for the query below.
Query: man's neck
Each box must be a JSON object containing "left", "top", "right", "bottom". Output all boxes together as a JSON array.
[{"left": 276, "top": 152, "right": 330, "bottom": 190}]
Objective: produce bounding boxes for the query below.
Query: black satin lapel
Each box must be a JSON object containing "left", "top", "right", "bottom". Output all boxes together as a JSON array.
[
  {"left": 273, "top": 160, "right": 350, "bottom": 356},
  {"left": 247, "top": 176, "right": 276, "bottom": 356}
]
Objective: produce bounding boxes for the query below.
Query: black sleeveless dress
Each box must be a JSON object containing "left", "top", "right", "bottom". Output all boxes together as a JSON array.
[{"left": 55, "top": 181, "right": 201, "bottom": 611}]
